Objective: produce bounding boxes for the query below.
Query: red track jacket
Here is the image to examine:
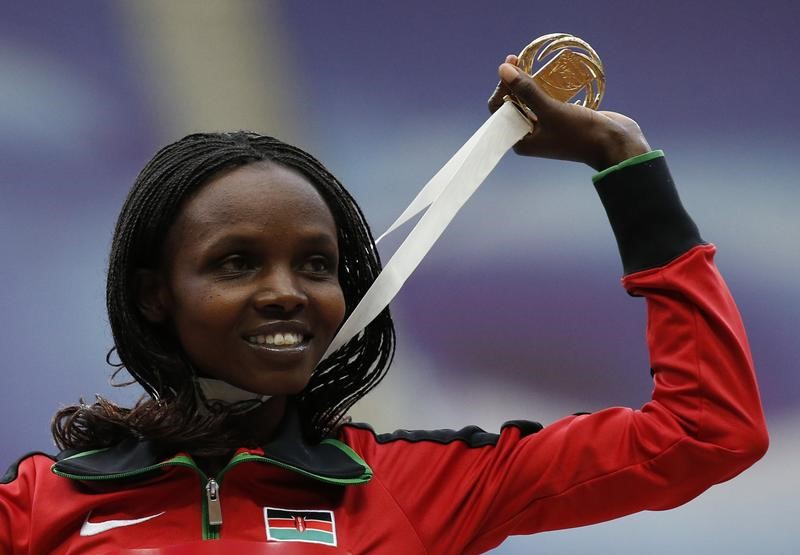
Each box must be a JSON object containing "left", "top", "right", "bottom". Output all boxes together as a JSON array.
[{"left": 0, "top": 153, "right": 768, "bottom": 554}]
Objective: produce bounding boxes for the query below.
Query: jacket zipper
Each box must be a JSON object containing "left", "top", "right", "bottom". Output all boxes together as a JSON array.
[{"left": 205, "top": 478, "right": 223, "bottom": 526}]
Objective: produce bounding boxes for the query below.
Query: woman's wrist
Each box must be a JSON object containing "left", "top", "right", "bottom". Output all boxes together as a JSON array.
[{"left": 592, "top": 127, "right": 652, "bottom": 171}]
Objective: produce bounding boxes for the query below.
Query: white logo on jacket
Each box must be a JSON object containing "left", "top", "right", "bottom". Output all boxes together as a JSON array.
[{"left": 79, "top": 511, "right": 165, "bottom": 536}]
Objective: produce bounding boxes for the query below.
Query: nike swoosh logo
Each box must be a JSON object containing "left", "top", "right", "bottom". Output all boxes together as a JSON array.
[{"left": 79, "top": 511, "right": 165, "bottom": 537}]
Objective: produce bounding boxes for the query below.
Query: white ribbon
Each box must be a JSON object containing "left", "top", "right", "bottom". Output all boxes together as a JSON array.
[{"left": 325, "top": 102, "right": 532, "bottom": 356}]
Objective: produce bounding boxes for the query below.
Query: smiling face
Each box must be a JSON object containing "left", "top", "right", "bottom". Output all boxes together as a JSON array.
[{"left": 142, "top": 162, "right": 346, "bottom": 396}]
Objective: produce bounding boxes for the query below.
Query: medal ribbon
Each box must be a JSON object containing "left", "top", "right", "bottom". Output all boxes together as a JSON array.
[{"left": 324, "top": 102, "right": 532, "bottom": 356}]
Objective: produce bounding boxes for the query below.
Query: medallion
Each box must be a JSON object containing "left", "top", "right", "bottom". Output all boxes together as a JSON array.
[{"left": 507, "top": 33, "right": 605, "bottom": 111}]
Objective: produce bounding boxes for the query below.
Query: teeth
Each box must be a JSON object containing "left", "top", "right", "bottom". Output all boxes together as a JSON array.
[{"left": 247, "top": 333, "right": 303, "bottom": 347}]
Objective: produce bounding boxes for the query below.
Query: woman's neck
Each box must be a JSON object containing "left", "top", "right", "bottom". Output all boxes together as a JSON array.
[
  {"left": 235, "top": 395, "right": 289, "bottom": 445},
  {"left": 192, "top": 396, "right": 288, "bottom": 476}
]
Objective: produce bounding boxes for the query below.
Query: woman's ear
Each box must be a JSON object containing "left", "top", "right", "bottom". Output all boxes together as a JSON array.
[{"left": 136, "top": 269, "right": 170, "bottom": 323}]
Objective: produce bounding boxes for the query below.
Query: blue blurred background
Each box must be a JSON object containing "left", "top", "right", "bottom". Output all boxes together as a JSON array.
[{"left": 1, "top": 1, "right": 797, "bottom": 552}]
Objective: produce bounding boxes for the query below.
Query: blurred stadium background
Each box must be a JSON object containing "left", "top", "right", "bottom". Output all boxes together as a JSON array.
[{"left": 1, "top": 1, "right": 797, "bottom": 552}]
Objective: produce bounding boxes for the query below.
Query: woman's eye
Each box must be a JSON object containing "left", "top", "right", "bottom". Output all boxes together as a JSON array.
[
  {"left": 218, "top": 255, "right": 254, "bottom": 273},
  {"left": 301, "top": 256, "right": 333, "bottom": 274}
]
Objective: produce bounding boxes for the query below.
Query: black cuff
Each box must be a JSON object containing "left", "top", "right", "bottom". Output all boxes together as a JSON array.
[{"left": 594, "top": 155, "right": 704, "bottom": 275}]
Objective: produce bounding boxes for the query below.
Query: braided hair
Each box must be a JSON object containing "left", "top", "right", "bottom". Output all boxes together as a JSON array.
[{"left": 52, "top": 132, "right": 395, "bottom": 454}]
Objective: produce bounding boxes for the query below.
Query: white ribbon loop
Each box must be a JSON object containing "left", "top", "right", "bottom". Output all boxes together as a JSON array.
[
  {"left": 325, "top": 102, "right": 532, "bottom": 357},
  {"left": 375, "top": 108, "right": 511, "bottom": 243}
]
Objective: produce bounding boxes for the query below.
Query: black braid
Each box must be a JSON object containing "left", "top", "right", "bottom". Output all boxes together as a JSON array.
[{"left": 52, "top": 132, "right": 395, "bottom": 452}]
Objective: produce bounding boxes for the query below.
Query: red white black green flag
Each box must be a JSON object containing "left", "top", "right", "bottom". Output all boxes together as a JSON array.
[{"left": 264, "top": 507, "right": 337, "bottom": 546}]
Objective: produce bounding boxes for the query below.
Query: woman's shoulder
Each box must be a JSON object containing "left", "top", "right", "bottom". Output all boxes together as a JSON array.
[
  {"left": 1, "top": 451, "right": 58, "bottom": 486},
  {"left": 338, "top": 419, "right": 544, "bottom": 451}
]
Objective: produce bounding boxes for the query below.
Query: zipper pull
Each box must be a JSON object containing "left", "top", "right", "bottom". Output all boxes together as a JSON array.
[{"left": 205, "top": 478, "right": 223, "bottom": 526}]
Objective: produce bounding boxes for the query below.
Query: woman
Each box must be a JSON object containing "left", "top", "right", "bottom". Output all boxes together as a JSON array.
[{"left": 0, "top": 59, "right": 768, "bottom": 554}]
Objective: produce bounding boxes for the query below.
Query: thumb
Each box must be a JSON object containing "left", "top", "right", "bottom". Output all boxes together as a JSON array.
[{"left": 498, "top": 63, "right": 557, "bottom": 115}]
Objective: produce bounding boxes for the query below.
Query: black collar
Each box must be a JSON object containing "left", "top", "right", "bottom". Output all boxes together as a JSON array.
[{"left": 51, "top": 408, "right": 372, "bottom": 485}]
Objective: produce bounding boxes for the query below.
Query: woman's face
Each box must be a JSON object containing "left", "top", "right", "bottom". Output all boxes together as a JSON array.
[{"left": 143, "top": 162, "right": 346, "bottom": 396}]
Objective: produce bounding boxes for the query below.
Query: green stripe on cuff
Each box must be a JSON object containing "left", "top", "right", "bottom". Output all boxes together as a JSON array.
[{"left": 592, "top": 149, "right": 665, "bottom": 183}]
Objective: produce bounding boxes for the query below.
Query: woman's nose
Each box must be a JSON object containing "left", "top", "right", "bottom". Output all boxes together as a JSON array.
[{"left": 252, "top": 268, "right": 308, "bottom": 313}]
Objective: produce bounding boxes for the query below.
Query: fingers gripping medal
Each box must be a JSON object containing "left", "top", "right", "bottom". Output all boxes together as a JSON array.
[
  {"left": 324, "top": 34, "right": 605, "bottom": 357},
  {"left": 505, "top": 33, "right": 605, "bottom": 121}
]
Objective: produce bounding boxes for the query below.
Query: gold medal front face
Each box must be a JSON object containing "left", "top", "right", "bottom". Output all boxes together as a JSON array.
[{"left": 510, "top": 33, "right": 605, "bottom": 111}]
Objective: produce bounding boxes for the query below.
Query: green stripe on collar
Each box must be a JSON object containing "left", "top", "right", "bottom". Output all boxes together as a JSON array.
[{"left": 50, "top": 410, "right": 372, "bottom": 485}]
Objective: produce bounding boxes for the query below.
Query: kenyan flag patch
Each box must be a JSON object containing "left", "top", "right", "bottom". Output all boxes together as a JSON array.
[{"left": 264, "top": 507, "right": 337, "bottom": 546}]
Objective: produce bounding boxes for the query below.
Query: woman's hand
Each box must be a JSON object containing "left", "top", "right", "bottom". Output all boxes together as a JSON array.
[{"left": 488, "top": 55, "right": 651, "bottom": 171}]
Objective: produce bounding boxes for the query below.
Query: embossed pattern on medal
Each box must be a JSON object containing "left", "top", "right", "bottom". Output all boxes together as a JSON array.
[{"left": 516, "top": 33, "right": 605, "bottom": 109}]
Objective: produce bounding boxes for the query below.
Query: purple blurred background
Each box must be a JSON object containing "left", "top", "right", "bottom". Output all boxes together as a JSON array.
[{"left": 1, "top": 1, "right": 797, "bottom": 552}]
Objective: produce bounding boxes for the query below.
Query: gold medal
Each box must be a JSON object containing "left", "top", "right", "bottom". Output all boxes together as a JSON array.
[{"left": 506, "top": 33, "right": 605, "bottom": 113}]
